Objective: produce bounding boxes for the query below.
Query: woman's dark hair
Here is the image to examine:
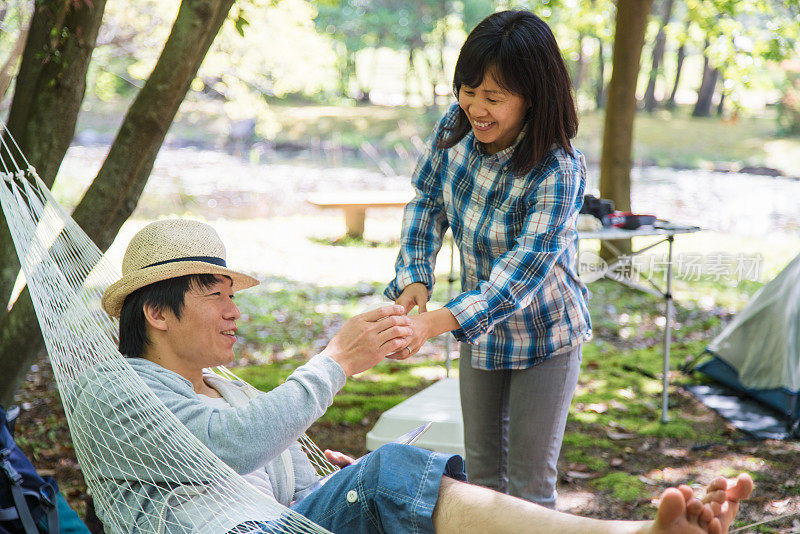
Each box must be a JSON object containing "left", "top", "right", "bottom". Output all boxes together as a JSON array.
[
  {"left": 439, "top": 10, "right": 578, "bottom": 174},
  {"left": 118, "top": 273, "right": 220, "bottom": 358}
]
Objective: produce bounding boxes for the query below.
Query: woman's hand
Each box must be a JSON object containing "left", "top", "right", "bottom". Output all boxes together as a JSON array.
[
  {"left": 324, "top": 449, "right": 356, "bottom": 468},
  {"left": 395, "top": 282, "right": 429, "bottom": 314}
]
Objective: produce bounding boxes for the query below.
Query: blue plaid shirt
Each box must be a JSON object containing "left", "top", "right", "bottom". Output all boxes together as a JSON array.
[{"left": 386, "top": 104, "right": 591, "bottom": 370}]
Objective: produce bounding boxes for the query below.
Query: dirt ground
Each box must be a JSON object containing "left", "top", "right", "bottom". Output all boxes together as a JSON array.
[{"left": 12, "top": 355, "right": 800, "bottom": 533}]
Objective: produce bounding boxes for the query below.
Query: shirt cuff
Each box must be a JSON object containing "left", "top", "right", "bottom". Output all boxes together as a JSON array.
[
  {"left": 445, "top": 292, "right": 489, "bottom": 344},
  {"left": 385, "top": 267, "right": 434, "bottom": 300}
]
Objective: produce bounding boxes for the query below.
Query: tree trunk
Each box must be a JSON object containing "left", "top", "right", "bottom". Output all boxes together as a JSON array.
[
  {"left": 0, "top": 0, "right": 235, "bottom": 405},
  {"left": 422, "top": 52, "right": 438, "bottom": 110},
  {"left": 717, "top": 84, "right": 726, "bottom": 116},
  {"left": 573, "top": 34, "right": 586, "bottom": 92},
  {"left": 405, "top": 46, "right": 415, "bottom": 104},
  {"left": 665, "top": 38, "right": 686, "bottom": 109},
  {"left": 0, "top": 0, "right": 108, "bottom": 310},
  {"left": 437, "top": 8, "right": 447, "bottom": 110},
  {"left": 692, "top": 41, "right": 719, "bottom": 117},
  {"left": 338, "top": 51, "right": 356, "bottom": 99},
  {"left": 595, "top": 37, "right": 606, "bottom": 109},
  {"left": 599, "top": 0, "right": 654, "bottom": 257},
  {"left": 643, "top": 0, "right": 674, "bottom": 112}
]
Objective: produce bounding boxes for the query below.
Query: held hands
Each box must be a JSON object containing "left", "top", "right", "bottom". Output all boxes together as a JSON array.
[
  {"left": 386, "top": 314, "right": 430, "bottom": 361},
  {"left": 391, "top": 282, "right": 462, "bottom": 360},
  {"left": 322, "top": 305, "right": 412, "bottom": 376}
]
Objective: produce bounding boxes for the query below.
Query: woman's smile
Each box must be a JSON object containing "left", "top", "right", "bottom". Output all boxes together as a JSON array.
[{"left": 458, "top": 68, "right": 528, "bottom": 155}]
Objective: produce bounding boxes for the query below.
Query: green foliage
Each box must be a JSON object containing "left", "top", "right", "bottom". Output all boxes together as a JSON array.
[
  {"left": 71, "top": 0, "right": 800, "bottom": 135},
  {"left": 563, "top": 450, "right": 610, "bottom": 471},
  {"left": 314, "top": 0, "right": 450, "bottom": 100},
  {"left": 676, "top": 0, "right": 800, "bottom": 113},
  {"left": 86, "top": 0, "right": 340, "bottom": 137},
  {"left": 233, "top": 9, "right": 250, "bottom": 36},
  {"left": 562, "top": 432, "right": 614, "bottom": 451},
  {"left": 456, "top": 0, "right": 495, "bottom": 32},
  {"left": 592, "top": 472, "right": 647, "bottom": 502},
  {"left": 777, "top": 68, "right": 800, "bottom": 136}
]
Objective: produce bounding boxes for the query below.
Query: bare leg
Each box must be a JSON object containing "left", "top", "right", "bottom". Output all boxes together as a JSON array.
[{"left": 431, "top": 474, "right": 753, "bottom": 534}]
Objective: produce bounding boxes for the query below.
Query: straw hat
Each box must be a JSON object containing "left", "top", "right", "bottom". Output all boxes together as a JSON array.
[{"left": 101, "top": 219, "right": 259, "bottom": 317}]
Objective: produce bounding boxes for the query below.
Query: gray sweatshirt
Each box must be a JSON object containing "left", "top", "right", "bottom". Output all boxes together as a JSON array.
[{"left": 69, "top": 355, "right": 346, "bottom": 533}]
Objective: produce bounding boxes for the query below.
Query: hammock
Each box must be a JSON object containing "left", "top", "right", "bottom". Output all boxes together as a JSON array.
[{"left": 0, "top": 127, "right": 336, "bottom": 534}]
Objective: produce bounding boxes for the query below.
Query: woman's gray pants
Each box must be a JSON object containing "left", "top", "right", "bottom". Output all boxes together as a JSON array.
[{"left": 458, "top": 343, "right": 582, "bottom": 509}]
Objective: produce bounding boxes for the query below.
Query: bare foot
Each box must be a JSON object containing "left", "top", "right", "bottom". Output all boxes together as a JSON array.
[
  {"left": 649, "top": 474, "right": 754, "bottom": 534},
  {"left": 650, "top": 485, "right": 715, "bottom": 534},
  {"left": 701, "top": 474, "right": 754, "bottom": 534}
]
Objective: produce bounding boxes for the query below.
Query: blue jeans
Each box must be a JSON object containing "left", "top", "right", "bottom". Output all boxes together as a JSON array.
[{"left": 232, "top": 443, "right": 466, "bottom": 534}]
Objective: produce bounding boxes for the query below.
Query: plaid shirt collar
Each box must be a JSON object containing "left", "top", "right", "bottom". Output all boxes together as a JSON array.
[{"left": 468, "top": 127, "right": 527, "bottom": 167}]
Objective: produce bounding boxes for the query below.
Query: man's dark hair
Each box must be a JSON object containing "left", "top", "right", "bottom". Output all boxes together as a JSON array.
[
  {"left": 118, "top": 273, "right": 220, "bottom": 358},
  {"left": 439, "top": 10, "right": 578, "bottom": 175}
]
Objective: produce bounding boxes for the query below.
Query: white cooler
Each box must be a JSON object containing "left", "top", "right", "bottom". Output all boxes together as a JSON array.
[{"left": 366, "top": 377, "right": 464, "bottom": 456}]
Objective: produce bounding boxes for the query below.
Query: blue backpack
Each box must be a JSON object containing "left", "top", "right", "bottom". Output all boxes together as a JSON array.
[{"left": 0, "top": 405, "right": 89, "bottom": 534}]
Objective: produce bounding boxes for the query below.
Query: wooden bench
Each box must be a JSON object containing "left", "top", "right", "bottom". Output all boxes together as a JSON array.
[{"left": 307, "top": 190, "right": 414, "bottom": 238}]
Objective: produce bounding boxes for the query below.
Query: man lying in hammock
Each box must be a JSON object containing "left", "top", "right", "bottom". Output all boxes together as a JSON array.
[{"left": 95, "top": 219, "right": 752, "bottom": 534}]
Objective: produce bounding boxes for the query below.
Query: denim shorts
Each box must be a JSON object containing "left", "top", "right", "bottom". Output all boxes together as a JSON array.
[{"left": 231, "top": 443, "right": 466, "bottom": 534}]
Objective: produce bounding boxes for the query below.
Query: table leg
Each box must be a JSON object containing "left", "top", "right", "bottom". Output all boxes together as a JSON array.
[
  {"left": 661, "top": 235, "right": 675, "bottom": 423},
  {"left": 344, "top": 208, "right": 366, "bottom": 238},
  {"left": 445, "top": 232, "right": 455, "bottom": 377}
]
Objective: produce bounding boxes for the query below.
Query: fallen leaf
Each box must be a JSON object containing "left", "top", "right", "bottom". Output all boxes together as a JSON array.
[
  {"left": 607, "top": 420, "right": 629, "bottom": 431},
  {"left": 587, "top": 403, "right": 608, "bottom": 414},
  {"left": 566, "top": 470, "right": 599, "bottom": 480},
  {"left": 606, "top": 430, "right": 637, "bottom": 440}
]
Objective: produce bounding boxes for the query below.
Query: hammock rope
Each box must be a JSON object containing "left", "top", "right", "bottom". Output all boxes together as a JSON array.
[{"left": 0, "top": 125, "right": 336, "bottom": 534}]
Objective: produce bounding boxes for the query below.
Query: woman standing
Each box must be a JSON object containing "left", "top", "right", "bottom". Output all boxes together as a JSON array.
[{"left": 385, "top": 10, "right": 591, "bottom": 508}]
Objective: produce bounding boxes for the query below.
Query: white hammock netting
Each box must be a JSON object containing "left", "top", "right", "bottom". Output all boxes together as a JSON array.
[{"left": 0, "top": 128, "right": 337, "bottom": 534}]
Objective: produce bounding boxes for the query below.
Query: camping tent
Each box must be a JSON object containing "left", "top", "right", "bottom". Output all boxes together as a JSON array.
[{"left": 693, "top": 252, "right": 800, "bottom": 436}]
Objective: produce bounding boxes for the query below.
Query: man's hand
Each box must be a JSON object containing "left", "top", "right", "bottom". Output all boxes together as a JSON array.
[
  {"left": 396, "top": 282, "right": 428, "bottom": 314},
  {"left": 324, "top": 449, "right": 356, "bottom": 468},
  {"left": 322, "top": 305, "right": 412, "bottom": 376}
]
